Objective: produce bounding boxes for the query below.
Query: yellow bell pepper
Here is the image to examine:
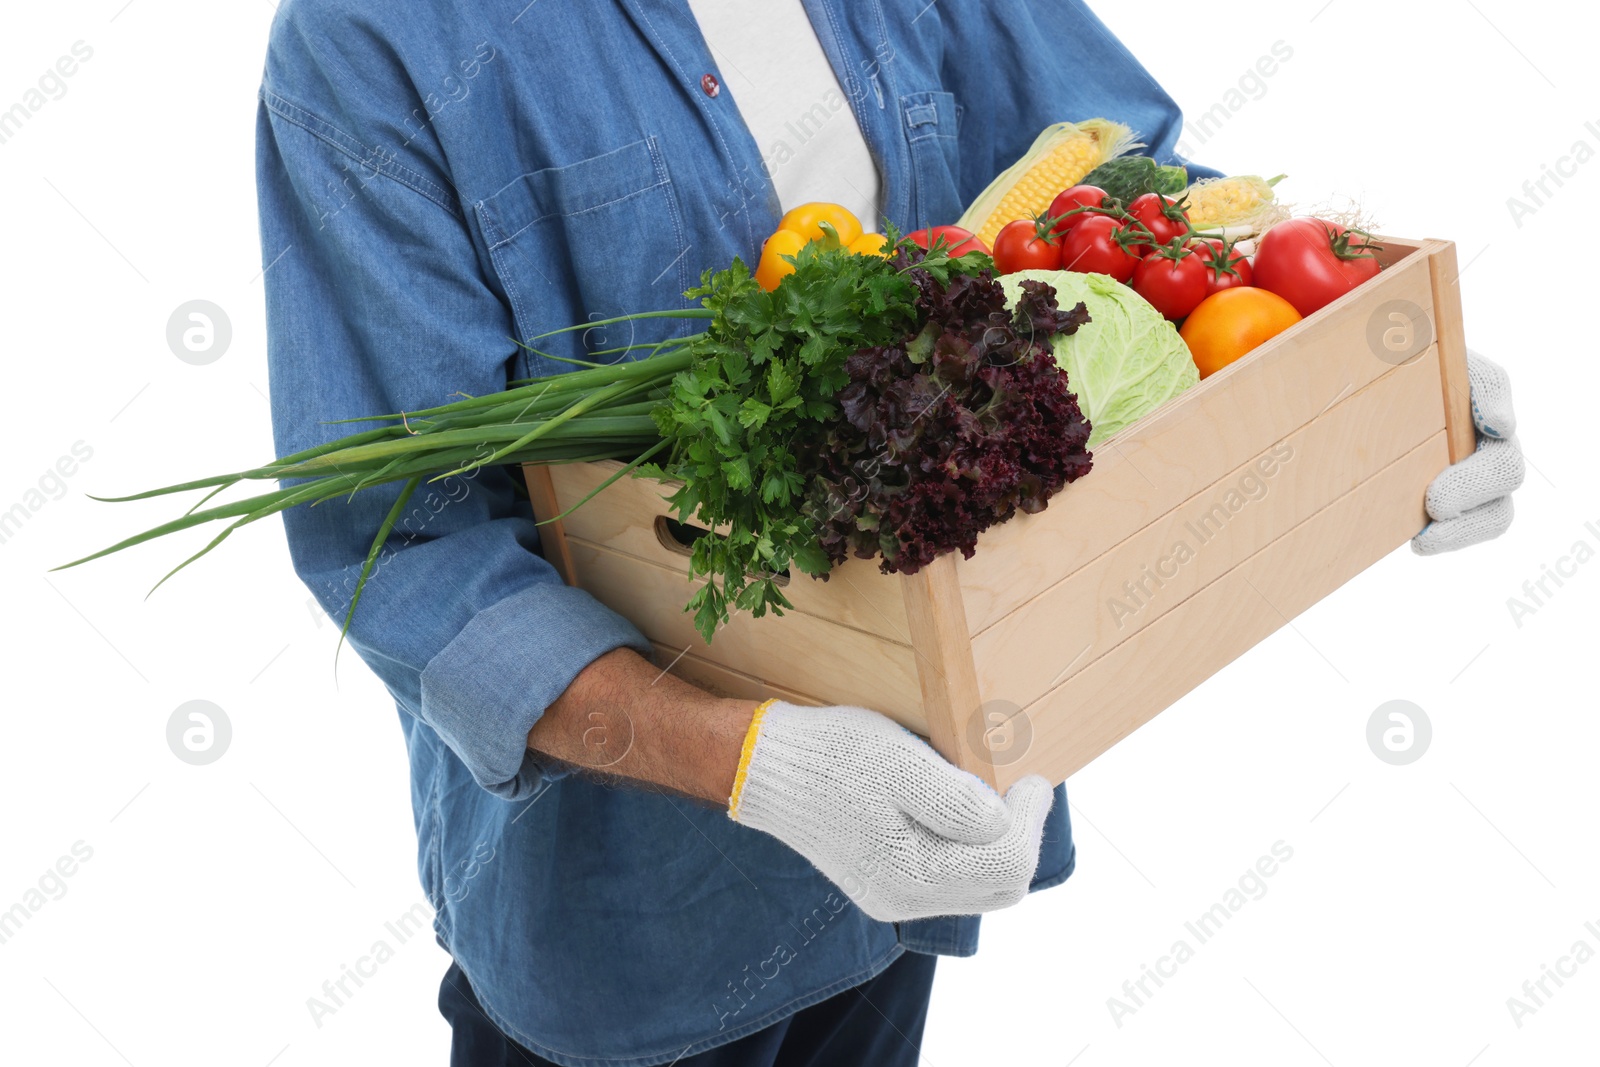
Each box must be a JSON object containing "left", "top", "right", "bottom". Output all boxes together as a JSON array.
[
  {"left": 779, "top": 202, "right": 863, "bottom": 245},
  {"left": 848, "top": 232, "right": 888, "bottom": 257},
  {"left": 754, "top": 229, "right": 807, "bottom": 291},
  {"left": 755, "top": 203, "right": 872, "bottom": 291}
]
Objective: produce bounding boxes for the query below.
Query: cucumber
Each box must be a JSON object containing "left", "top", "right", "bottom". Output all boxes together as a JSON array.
[{"left": 1081, "top": 156, "right": 1189, "bottom": 204}]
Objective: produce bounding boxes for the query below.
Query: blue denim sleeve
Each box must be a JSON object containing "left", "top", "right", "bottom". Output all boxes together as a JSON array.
[{"left": 256, "top": 96, "right": 651, "bottom": 801}]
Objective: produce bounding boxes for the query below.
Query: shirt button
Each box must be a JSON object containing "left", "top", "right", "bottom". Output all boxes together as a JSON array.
[{"left": 701, "top": 73, "right": 720, "bottom": 98}]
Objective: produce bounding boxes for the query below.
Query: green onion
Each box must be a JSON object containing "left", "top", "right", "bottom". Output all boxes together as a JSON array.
[{"left": 54, "top": 326, "right": 707, "bottom": 652}]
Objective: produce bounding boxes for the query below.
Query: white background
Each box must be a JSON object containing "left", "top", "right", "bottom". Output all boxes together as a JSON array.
[{"left": 1, "top": 1, "right": 1595, "bottom": 1064}]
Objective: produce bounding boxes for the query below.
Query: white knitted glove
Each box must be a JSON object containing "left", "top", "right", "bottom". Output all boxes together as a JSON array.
[
  {"left": 727, "top": 700, "right": 1054, "bottom": 923},
  {"left": 1412, "top": 351, "right": 1524, "bottom": 555}
]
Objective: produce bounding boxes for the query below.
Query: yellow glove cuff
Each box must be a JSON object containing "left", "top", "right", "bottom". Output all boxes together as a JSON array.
[{"left": 727, "top": 698, "right": 778, "bottom": 821}]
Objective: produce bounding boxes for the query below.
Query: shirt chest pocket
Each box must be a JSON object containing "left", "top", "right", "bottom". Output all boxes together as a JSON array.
[
  {"left": 475, "top": 137, "right": 694, "bottom": 375},
  {"left": 901, "top": 90, "right": 964, "bottom": 231}
]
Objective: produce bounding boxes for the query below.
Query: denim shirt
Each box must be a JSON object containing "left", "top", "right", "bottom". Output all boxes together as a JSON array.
[{"left": 258, "top": 2, "right": 1218, "bottom": 1063}]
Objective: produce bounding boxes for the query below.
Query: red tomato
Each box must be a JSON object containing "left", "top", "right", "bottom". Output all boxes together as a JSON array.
[
  {"left": 1058, "top": 214, "right": 1141, "bottom": 282},
  {"left": 906, "top": 225, "right": 989, "bottom": 258},
  {"left": 1046, "top": 184, "right": 1111, "bottom": 238},
  {"left": 992, "top": 218, "right": 1061, "bottom": 274},
  {"left": 1189, "top": 238, "right": 1254, "bottom": 295},
  {"left": 1252, "top": 217, "right": 1382, "bottom": 317},
  {"left": 1126, "top": 193, "right": 1189, "bottom": 255},
  {"left": 1132, "top": 246, "right": 1210, "bottom": 321}
]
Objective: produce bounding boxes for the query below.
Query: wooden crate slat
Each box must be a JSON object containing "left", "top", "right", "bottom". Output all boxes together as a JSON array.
[
  {"left": 564, "top": 537, "right": 927, "bottom": 725},
  {"left": 544, "top": 461, "right": 910, "bottom": 638},
  {"left": 969, "top": 342, "right": 1447, "bottom": 710},
  {"left": 993, "top": 431, "right": 1448, "bottom": 790},
  {"left": 953, "top": 239, "right": 1440, "bottom": 635}
]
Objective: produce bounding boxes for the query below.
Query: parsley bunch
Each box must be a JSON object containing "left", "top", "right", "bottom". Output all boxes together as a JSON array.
[{"left": 647, "top": 237, "right": 981, "bottom": 639}]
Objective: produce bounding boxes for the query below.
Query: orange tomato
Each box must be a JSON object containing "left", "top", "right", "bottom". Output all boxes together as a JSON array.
[
  {"left": 848, "top": 232, "right": 888, "bottom": 257},
  {"left": 754, "top": 229, "right": 807, "bottom": 291},
  {"left": 1180, "top": 286, "right": 1302, "bottom": 378},
  {"left": 778, "top": 202, "right": 863, "bottom": 246}
]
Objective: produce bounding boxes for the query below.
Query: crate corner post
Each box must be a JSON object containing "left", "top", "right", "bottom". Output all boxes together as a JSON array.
[
  {"left": 1424, "top": 239, "right": 1477, "bottom": 464},
  {"left": 523, "top": 463, "right": 578, "bottom": 587},
  {"left": 899, "top": 555, "right": 997, "bottom": 789}
]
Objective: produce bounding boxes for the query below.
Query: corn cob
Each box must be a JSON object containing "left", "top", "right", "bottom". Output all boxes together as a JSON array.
[
  {"left": 1183, "top": 174, "right": 1287, "bottom": 234},
  {"left": 957, "top": 119, "right": 1137, "bottom": 249}
]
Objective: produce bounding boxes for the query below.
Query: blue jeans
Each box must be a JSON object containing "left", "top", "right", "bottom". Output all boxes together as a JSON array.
[{"left": 438, "top": 952, "right": 937, "bottom": 1066}]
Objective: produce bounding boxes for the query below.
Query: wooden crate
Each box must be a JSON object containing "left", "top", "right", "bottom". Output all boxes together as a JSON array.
[{"left": 524, "top": 236, "right": 1475, "bottom": 790}]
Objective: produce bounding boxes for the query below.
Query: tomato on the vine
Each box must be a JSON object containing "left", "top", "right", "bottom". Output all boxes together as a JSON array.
[
  {"left": 1126, "top": 193, "right": 1190, "bottom": 255},
  {"left": 992, "top": 217, "right": 1061, "bottom": 274},
  {"left": 1189, "top": 237, "right": 1254, "bottom": 295},
  {"left": 1059, "top": 214, "right": 1142, "bottom": 282},
  {"left": 1132, "top": 242, "right": 1210, "bottom": 321},
  {"left": 1047, "top": 184, "right": 1112, "bottom": 238},
  {"left": 1252, "top": 217, "right": 1382, "bottom": 317},
  {"left": 906, "top": 225, "right": 989, "bottom": 258}
]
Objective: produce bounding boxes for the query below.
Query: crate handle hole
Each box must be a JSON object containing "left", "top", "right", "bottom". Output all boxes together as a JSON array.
[{"left": 653, "top": 516, "right": 789, "bottom": 585}]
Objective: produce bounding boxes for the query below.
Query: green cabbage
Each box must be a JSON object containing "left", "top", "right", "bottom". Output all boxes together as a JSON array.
[{"left": 1000, "top": 270, "right": 1197, "bottom": 447}]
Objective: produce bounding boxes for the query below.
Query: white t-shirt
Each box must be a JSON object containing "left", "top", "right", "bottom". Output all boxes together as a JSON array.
[{"left": 686, "top": 0, "right": 884, "bottom": 229}]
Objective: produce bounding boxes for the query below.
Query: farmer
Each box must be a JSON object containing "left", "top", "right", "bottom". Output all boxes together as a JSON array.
[{"left": 256, "top": 1, "right": 1523, "bottom": 1063}]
